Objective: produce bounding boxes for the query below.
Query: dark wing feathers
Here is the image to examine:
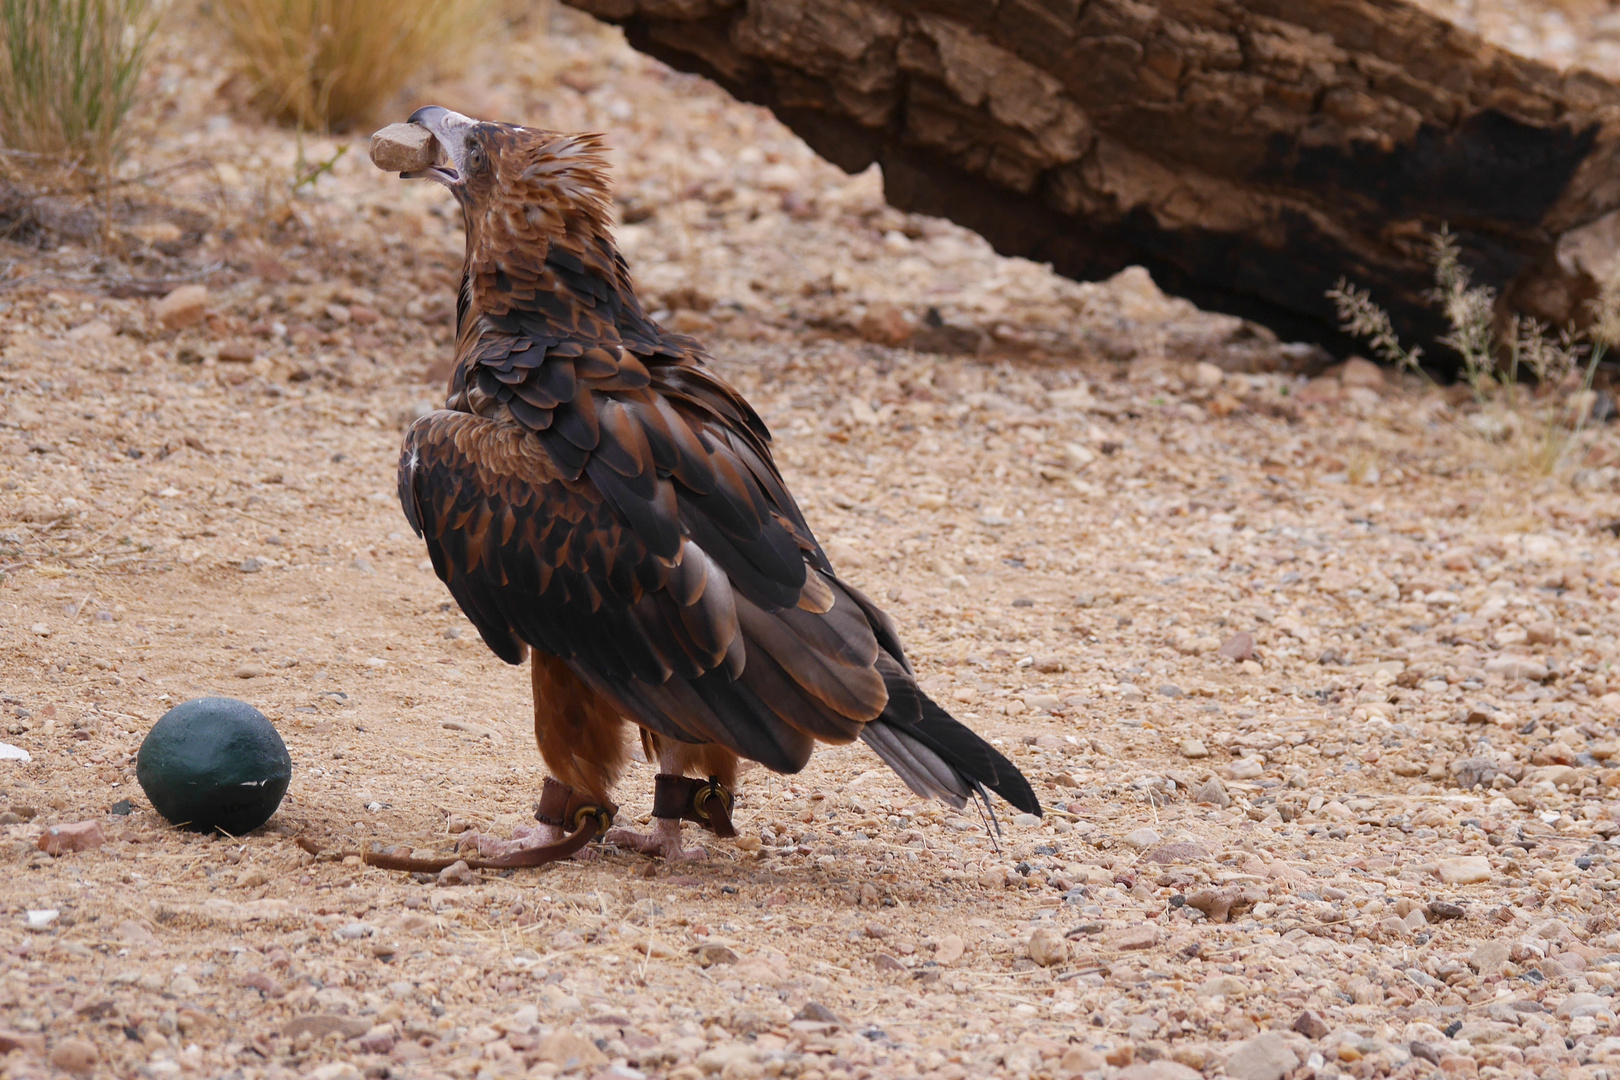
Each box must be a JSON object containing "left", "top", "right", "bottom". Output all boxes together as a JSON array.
[
  {"left": 402, "top": 406, "right": 884, "bottom": 766},
  {"left": 408, "top": 203, "right": 1037, "bottom": 813}
]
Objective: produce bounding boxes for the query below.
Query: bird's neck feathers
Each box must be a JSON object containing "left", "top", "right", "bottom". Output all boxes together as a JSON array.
[{"left": 457, "top": 132, "right": 653, "bottom": 343}]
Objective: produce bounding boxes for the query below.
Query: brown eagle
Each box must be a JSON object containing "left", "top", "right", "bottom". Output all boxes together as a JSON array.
[{"left": 396, "top": 106, "right": 1038, "bottom": 861}]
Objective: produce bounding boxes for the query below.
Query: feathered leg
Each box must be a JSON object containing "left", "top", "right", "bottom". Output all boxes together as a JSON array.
[
  {"left": 605, "top": 734, "right": 738, "bottom": 861},
  {"left": 458, "top": 652, "right": 628, "bottom": 861}
]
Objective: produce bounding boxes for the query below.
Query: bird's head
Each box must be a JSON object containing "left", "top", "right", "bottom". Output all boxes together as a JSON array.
[
  {"left": 402, "top": 105, "right": 625, "bottom": 327},
  {"left": 406, "top": 105, "right": 613, "bottom": 242}
]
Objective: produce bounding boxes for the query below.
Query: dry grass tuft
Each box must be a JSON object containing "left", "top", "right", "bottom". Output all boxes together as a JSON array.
[
  {"left": 215, "top": 0, "right": 488, "bottom": 132},
  {"left": 1331, "top": 227, "right": 1615, "bottom": 476},
  {"left": 0, "top": 0, "right": 158, "bottom": 171}
]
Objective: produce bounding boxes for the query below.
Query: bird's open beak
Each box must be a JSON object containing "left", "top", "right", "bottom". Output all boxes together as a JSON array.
[{"left": 403, "top": 105, "right": 477, "bottom": 186}]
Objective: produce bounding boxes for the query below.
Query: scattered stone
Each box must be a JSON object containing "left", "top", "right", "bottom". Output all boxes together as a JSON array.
[
  {"left": 1218, "top": 632, "right": 1256, "bottom": 661},
  {"left": 1293, "top": 1010, "right": 1330, "bottom": 1039},
  {"left": 1450, "top": 758, "right": 1497, "bottom": 789},
  {"left": 155, "top": 284, "right": 209, "bottom": 330},
  {"left": 1187, "top": 887, "right": 1261, "bottom": 924},
  {"left": 1557, "top": 992, "right": 1608, "bottom": 1019},
  {"left": 696, "top": 1044, "right": 758, "bottom": 1075},
  {"left": 1108, "top": 925, "right": 1160, "bottom": 951},
  {"left": 1436, "top": 856, "right": 1492, "bottom": 885},
  {"left": 0, "top": 742, "right": 31, "bottom": 762},
  {"left": 1469, "top": 940, "right": 1512, "bottom": 975},
  {"left": 1118, "top": 1062, "right": 1201, "bottom": 1080},
  {"left": 1427, "top": 900, "right": 1466, "bottom": 921},
  {"left": 856, "top": 302, "right": 912, "bottom": 345},
  {"left": 1179, "top": 738, "right": 1209, "bottom": 758},
  {"left": 1197, "top": 974, "right": 1248, "bottom": 997},
  {"left": 1142, "top": 841, "right": 1212, "bottom": 864},
  {"left": 36, "top": 821, "right": 103, "bottom": 856},
  {"left": 531, "top": 1029, "right": 609, "bottom": 1075},
  {"left": 1123, "top": 827, "right": 1162, "bottom": 851},
  {"left": 437, "top": 860, "right": 477, "bottom": 886},
  {"left": 692, "top": 943, "right": 739, "bottom": 967},
  {"left": 1027, "top": 927, "right": 1068, "bottom": 967},
  {"left": 1223, "top": 1032, "right": 1300, "bottom": 1080},
  {"left": 0, "top": 1031, "right": 44, "bottom": 1056},
  {"left": 874, "top": 952, "right": 907, "bottom": 971},
  {"left": 1410, "top": 1041, "right": 1443, "bottom": 1066},
  {"left": 1340, "top": 356, "right": 1385, "bottom": 389},
  {"left": 934, "top": 934, "right": 964, "bottom": 966},
  {"left": 1106, "top": 1043, "right": 1135, "bottom": 1067},
  {"left": 1483, "top": 656, "right": 1548, "bottom": 681},
  {"left": 48, "top": 1038, "right": 97, "bottom": 1074},
  {"left": 1062, "top": 1046, "right": 1107, "bottom": 1074},
  {"left": 117, "top": 920, "right": 155, "bottom": 945},
  {"left": 283, "top": 1015, "right": 369, "bottom": 1040},
  {"left": 240, "top": 971, "right": 285, "bottom": 997},
  {"left": 1525, "top": 620, "right": 1558, "bottom": 645},
  {"left": 1195, "top": 776, "right": 1231, "bottom": 808},
  {"left": 306, "top": 1065, "right": 360, "bottom": 1080},
  {"left": 793, "top": 1003, "right": 844, "bottom": 1026}
]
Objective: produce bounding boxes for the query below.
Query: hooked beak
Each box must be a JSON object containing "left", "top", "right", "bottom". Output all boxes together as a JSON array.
[{"left": 404, "top": 105, "right": 477, "bottom": 186}]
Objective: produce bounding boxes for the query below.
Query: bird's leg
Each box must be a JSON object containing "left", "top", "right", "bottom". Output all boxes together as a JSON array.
[
  {"left": 456, "top": 777, "right": 610, "bottom": 862},
  {"left": 604, "top": 745, "right": 725, "bottom": 861}
]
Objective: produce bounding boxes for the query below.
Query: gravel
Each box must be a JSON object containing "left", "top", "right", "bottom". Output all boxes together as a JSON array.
[{"left": 1, "top": 4, "right": 1620, "bottom": 1080}]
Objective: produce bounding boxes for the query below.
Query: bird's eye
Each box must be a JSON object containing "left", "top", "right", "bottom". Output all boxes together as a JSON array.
[{"left": 466, "top": 141, "right": 486, "bottom": 171}]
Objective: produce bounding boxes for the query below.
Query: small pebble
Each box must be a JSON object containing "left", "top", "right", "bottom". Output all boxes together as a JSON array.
[
  {"left": 1123, "top": 827, "right": 1162, "bottom": 850},
  {"left": 49, "top": 1037, "right": 98, "bottom": 1074},
  {"left": 1218, "top": 632, "right": 1256, "bottom": 661},
  {"left": 1026, "top": 927, "right": 1067, "bottom": 967},
  {"left": 37, "top": 820, "right": 104, "bottom": 856},
  {"left": 155, "top": 284, "right": 208, "bottom": 330},
  {"left": 1436, "top": 856, "right": 1492, "bottom": 885}
]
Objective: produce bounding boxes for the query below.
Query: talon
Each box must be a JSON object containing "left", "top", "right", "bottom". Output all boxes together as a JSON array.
[{"left": 605, "top": 818, "right": 706, "bottom": 861}]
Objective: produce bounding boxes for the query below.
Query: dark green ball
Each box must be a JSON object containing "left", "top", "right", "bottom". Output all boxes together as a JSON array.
[{"left": 136, "top": 698, "right": 291, "bottom": 834}]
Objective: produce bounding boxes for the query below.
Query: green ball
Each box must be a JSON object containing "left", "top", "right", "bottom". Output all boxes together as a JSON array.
[{"left": 136, "top": 698, "right": 291, "bottom": 834}]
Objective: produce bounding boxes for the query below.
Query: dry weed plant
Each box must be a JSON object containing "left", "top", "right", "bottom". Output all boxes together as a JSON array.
[
  {"left": 214, "top": 0, "right": 488, "bottom": 131},
  {"left": 1330, "top": 227, "right": 1615, "bottom": 477},
  {"left": 0, "top": 0, "right": 158, "bottom": 176}
]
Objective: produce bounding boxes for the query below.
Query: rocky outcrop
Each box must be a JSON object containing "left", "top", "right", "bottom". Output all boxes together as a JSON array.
[{"left": 563, "top": 0, "right": 1620, "bottom": 357}]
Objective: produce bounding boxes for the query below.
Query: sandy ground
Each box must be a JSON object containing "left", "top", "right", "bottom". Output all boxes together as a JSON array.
[{"left": 7, "top": 4, "right": 1620, "bottom": 1080}]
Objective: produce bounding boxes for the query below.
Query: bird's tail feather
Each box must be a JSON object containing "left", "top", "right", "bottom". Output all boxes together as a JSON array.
[{"left": 860, "top": 689, "right": 1041, "bottom": 818}]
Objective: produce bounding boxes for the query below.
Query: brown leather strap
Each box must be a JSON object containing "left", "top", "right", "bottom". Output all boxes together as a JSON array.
[
  {"left": 295, "top": 778, "right": 616, "bottom": 874},
  {"left": 652, "top": 774, "right": 737, "bottom": 838},
  {"left": 534, "top": 776, "right": 612, "bottom": 829}
]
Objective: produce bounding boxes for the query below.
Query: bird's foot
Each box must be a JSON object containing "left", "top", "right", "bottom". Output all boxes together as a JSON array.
[
  {"left": 605, "top": 817, "right": 706, "bottom": 861},
  {"left": 456, "top": 824, "right": 599, "bottom": 862}
]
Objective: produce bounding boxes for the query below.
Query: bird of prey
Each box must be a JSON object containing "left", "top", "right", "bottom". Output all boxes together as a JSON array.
[{"left": 395, "top": 105, "right": 1039, "bottom": 861}]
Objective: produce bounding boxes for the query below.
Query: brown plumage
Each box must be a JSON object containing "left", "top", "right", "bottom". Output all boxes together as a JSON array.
[{"left": 396, "top": 106, "right": 1038, "bottom": 860}]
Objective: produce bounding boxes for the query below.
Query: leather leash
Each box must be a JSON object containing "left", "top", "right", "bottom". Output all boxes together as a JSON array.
[{"left": 295, "top": 778, "right": 616, "bottom": 873}]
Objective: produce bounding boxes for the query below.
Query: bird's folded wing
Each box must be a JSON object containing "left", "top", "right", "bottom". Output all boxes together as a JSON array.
[{"left": 400, "top": 405, "right": 887, "bottom": 770}]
